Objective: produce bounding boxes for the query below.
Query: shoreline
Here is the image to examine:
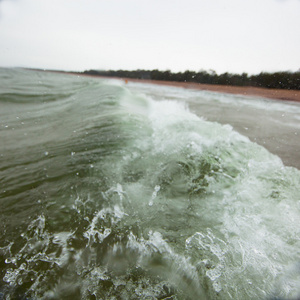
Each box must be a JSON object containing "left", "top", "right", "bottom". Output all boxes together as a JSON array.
[
  {"left": 66, "top": 72, "right": 300, "bottom": 103},
  {"left": 116, "top": 77, "right": 300, "bottom": 103},
  {"left": 139, "top": 79, "right": 300, "bottom": 103}
]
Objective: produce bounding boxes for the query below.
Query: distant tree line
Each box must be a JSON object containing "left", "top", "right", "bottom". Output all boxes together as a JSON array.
[{"left": 82, "top": 69, "right": 300, "bottom": 90}]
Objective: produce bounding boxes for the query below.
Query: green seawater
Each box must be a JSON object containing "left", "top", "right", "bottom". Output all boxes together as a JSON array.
[{"left": 0, "top": 68, "right": 299, "bottom": 299}]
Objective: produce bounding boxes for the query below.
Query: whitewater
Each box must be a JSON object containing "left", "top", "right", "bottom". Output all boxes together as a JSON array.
[{"left": 0, "top": 68, "right": 299, "bottom": 299}]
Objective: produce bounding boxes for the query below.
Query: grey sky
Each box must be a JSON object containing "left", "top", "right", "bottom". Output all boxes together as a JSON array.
[{"left": 0, "top": 0, "right": 299, "bottom": 74}]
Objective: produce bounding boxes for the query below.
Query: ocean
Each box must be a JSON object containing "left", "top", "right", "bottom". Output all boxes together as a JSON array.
[{"left": 0, "top": 68, "right": 299, "bottom": 299}]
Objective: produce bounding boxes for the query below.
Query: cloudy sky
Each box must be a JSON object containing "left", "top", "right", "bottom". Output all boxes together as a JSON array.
[{"left": 0, "top": 0, "right": 299, "bottom": 74}]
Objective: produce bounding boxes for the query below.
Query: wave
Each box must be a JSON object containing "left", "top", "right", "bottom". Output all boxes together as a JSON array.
[{"left": 0, "top": 68, "right": 299, "bottom": 299}]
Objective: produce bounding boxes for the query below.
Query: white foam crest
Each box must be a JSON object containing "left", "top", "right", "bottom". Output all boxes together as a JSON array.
[{"left": 146, "top": 98, "right": 251, "bottom": 159}]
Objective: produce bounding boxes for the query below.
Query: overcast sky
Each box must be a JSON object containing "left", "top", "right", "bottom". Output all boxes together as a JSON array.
[{"left": 0, "top": 0, "right": 299, "bottom": 74}]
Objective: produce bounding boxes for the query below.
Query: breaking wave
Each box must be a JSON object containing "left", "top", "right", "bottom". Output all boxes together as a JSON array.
[{"left": 0, "top": 68, "right": 299, "bottom": 299}]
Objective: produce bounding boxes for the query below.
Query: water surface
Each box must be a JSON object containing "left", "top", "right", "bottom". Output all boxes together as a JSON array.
[{"left": 0, "top": 68, "right": 299, "bottom": 299}]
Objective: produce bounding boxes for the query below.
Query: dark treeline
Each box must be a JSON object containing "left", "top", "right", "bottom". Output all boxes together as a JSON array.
[{"left": 82, "top": 69, "right": 300, "bottom": 90}]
